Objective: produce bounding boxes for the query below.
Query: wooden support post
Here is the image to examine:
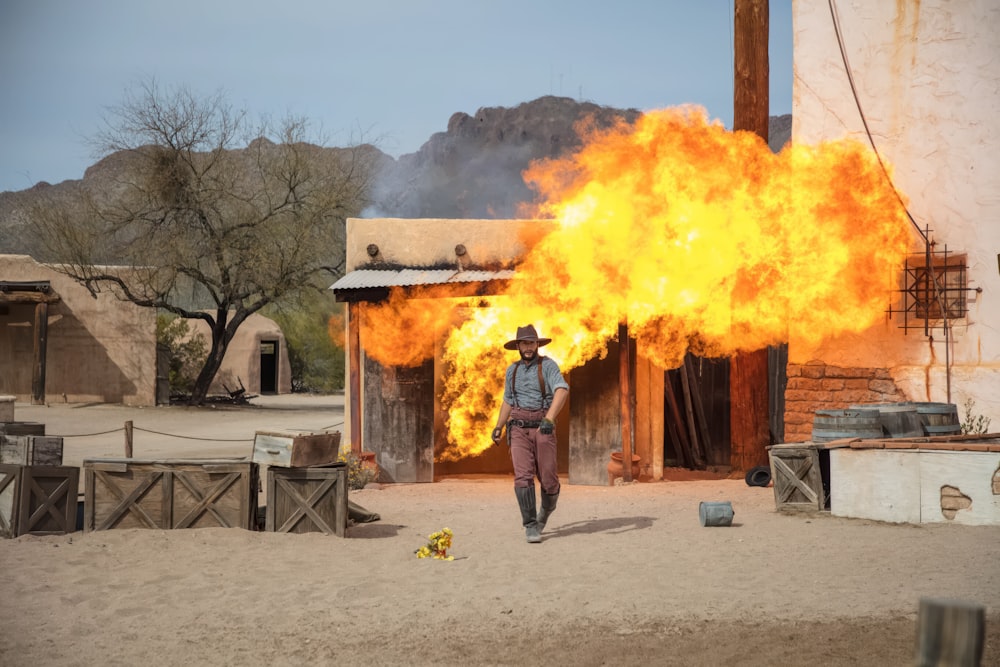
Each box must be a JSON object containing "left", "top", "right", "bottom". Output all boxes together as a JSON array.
[
  {"left": 730, "top": 0, "right": 773, "bottom": 472},
  {"left": 31, "top": 302, "right": 49, "bottom": 405},
  {"left": 348, "top": 302, "right": 363, "bottom": 455},
  {"left": 679, "top": 362, "right": 703, "bottom": 465},
  {"left": 915, "top": 597, "right": 985, "bottom": 667},
  {"left": 665, "top": 378, "right": 699, "bottom": 469},
  {"left": 124, "top": 421, "right": 134, "bottom": 458},
  {"left": 685, "top": 356, "right": 714, "bottom": 454},
  {"left": 618, "top": 322, "right": 633, "bottom": 482}
]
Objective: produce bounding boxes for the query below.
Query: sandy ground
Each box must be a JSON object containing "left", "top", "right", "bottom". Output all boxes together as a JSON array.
[{"left": 1, "top": 396, "right": 998, "bottom": 666}]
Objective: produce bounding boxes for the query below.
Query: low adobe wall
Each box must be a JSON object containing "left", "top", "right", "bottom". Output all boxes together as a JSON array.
[{"left": 783, "top": 361, "right": 907, "bottom": 443}]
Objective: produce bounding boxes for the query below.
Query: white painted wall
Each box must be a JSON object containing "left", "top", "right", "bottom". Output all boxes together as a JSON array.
[{"left": 792, "top": 0, "right": 1000, "bottom": 426}]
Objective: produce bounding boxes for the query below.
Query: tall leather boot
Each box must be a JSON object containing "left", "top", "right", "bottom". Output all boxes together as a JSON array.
[
  {"left": 515, "top": 486, "right": 542, "bottom": 543},
  {"left": 537, "top": 491, "right": 559, "bottom": 533}
]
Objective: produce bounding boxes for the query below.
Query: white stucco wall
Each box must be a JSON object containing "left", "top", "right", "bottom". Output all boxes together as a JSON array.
[{"left": 792, "top": 0, "right": 1000, "bottom": 426}]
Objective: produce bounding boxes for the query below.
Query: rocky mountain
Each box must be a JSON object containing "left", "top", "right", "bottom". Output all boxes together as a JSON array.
[{"left": 0, "top": 96, "right": 792, "bottom": 256}]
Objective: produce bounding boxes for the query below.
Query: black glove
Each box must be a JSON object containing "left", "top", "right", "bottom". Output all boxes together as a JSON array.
[
  {"left": 491, "top": 426, "right": 504, "bottom": 445},
  {"left": 539, "top": 418, "right": 555, "bottom": 435}
]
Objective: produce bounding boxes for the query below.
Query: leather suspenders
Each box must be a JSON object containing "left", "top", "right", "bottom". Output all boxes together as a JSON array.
[{"left": 510, "top": 357, "right": 549, "bottom": 409}]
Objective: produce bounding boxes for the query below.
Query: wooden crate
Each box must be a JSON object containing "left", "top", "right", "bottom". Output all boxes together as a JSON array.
[
  {"left": 15, "top": 465, "right": 79, "bottom": 536},
  {"left": 0, "top": 435, "right": 64, "bottom": 465},
  {"left": 0, "top": 464, "right": 21, "bottom": 538},
  {"left": 266, "top": 464, "right": 347, "bottom": 536},
  {"left": 253, "top": 430, "right": 341, "bottom": 468},
  {"left": 83, "top": 458, "right": 258, "bottom": 531},
  {"left": 769, "top": 444, "right": 830, "bottom": 512}
]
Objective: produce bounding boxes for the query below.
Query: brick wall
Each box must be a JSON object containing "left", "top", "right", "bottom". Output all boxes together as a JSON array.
[{"left": 783, "top": 362, "right": 907, "bottom": 443}]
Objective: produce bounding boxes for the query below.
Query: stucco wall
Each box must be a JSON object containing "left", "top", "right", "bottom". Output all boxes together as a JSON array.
[
  {"left": 345, "top": 218, "right": 554, "bottom": 271},
  {"left": 0, "top": 254, "right": 156, "bottom": 405},
  {"left": 188, "top": 313, "right": 292, "bottom": 396},
  {"left": 791, "top": 0, "right": 1000, "bottom": 427}
]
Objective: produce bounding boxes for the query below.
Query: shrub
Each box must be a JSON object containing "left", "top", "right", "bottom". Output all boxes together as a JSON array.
[
  {"left": 156, "top": 314, "right": 207, "bottom": 395},
  {"left": 338, "top": 449, "right": 378, "bottom": 490},
  {"left": 961, "top": 398, "right": 992, "bottom": 435}
]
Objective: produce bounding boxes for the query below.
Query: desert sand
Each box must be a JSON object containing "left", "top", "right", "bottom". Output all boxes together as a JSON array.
[{"left": 1, "top": 396, "right": 997, "bottom": 666}]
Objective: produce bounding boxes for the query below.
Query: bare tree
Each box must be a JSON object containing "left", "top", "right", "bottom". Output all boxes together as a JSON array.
[{"left": 31, "top": 80, "right": 378, "bottom": 404}]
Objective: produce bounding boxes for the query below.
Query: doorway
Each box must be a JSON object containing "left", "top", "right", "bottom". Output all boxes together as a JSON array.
[{"left": 259, "top": 339, "right": 278, "bottom": 394}]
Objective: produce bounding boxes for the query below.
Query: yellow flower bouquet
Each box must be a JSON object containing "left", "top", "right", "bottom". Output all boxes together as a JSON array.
[{"left": 415, "top": 527, "right": 454, "bottom": 560}]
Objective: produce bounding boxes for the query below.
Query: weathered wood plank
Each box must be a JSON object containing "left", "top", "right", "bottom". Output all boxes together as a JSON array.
[
  {"left": 84, "top": 459, "right": 257, "bottom": 531},
  {"left": 266, "top": 466, "right": 347, "bottom": 536},
  {"left": 16, "top": 466, "right": 79, "bottom": 536},
  {"left": 0, "top": 464, "right": 21, "bottom": 538}
]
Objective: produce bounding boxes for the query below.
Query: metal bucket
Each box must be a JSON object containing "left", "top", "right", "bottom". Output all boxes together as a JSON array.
[
  {"left": 699, "top": 501, "right": 734, "bottom": 527},
  {"left": 850, "top": 402, "right": 924, "bottom": 439},
  {"left": 913, "top": 402, "right": 961, "bottom": 436},
  {"left": 811, "top": 408, "right": 883, "bottom": 443}
]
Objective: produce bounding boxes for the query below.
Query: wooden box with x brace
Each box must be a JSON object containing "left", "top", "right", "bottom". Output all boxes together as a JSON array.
[{"left": 82, "top": 458, "right": 258, "bottom": 531}]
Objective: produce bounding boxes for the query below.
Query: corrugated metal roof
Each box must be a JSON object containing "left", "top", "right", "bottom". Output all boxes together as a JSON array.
[{"left": 330, "top": 268, "right": 514, "bottom": 291}]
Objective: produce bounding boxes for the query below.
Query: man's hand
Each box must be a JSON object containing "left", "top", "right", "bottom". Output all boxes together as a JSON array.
[
  {"left": 539, "top": 418, "right": 555, "bottom": 435},
  {"left": 491, "top": 426, "right": 504, "bottom": 445}
]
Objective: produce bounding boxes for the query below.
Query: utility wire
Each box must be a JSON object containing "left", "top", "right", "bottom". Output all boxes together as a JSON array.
[{"left": 827, "top": 0, "right": 927, "bottom": 243}]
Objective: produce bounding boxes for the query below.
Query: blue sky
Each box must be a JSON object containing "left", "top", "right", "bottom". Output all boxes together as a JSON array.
[{"left": 0, "top": 1, "right": 792, "bottom": 193}]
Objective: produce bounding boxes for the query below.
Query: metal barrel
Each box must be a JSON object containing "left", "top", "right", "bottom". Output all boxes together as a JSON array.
[{"left": 698, "top": 501, "right": 734, "bottom": 527}]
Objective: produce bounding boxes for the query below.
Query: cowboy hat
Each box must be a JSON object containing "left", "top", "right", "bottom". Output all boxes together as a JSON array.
[{"left": 504, "top": 324, "right": 552, "bottom": 350}]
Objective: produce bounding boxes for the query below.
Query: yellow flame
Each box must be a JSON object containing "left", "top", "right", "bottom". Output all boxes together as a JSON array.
[{"left": 360, "top": 107, "right": 916, "bottom": 461}]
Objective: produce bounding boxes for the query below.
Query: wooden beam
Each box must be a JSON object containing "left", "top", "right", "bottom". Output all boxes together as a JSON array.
[
  {"left": 733, "top": 0, "right": 769, "bottom": 138},
  {"left": 915, "top": 597, "right": 985, "bottom": 667},
  {"left": 0, "top": 291, "right": 61, "bottom": 304},
  {"left": 730, "top": 0, "right": 772, "bottom": 471},
  {"left": 618, "top": 322, "right": 634, "bottom": 482},
  {"left": 348, "top": 302, "right": 363, "bottom": 454},
  {"left": 685, "top": 356, "right": 714, "bottom": 454},
  {"left": 679, "top": 361, "right": 704, "bottom": 465},
  {"left": 31, "top": 302, "right": 48, "bottom": 405}
]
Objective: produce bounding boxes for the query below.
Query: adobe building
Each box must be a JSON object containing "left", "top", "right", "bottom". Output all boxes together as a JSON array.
[
  {"left": 1, "top": 254, "right": 291, "bottom": 405},
  {"left": 187, "top": 312, "right": 292, "bottom": 396},
  {"left": 0, "top": 254, "right": 156, "bottom": 405},
  {"left": 331, "top": 219, "right": 671, "bottom": 485}
]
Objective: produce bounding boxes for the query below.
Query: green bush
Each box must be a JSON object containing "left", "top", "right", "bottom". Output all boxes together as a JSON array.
[
  {"left": 156, "top": 315, "right": 207, "bottom": 395},
  {"left": 338, "top": 450, "right": 378, "bottom": 490},
  {"left": 263, "top": 295, "right": 345, "bottom": 393},
  {"left": 961, "top": 398, "right": 992, "bottom": 435}
]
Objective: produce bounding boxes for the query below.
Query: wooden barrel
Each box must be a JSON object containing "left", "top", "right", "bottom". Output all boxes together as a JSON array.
[
  {"left": 811, "top": 409, "right": 883, "bottom": 443},
  {"left": 913, "top": 402, "right": 961, "bottom": 436},
  {"left": 849, "top": 402, "right": 923, "bottom": 439}
]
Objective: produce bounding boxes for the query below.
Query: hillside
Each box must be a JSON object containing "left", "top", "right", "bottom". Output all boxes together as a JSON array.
[{"left": 0, "top": 97, "right": 792, "bottom": 256}]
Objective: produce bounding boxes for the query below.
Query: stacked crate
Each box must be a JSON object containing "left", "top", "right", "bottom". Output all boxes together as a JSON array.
[
  {"left": 252, "top": 429, "right": 347, "bottom": 536},
  {"left": 1, "top": 421, "right": 77, "bottom": 537}
]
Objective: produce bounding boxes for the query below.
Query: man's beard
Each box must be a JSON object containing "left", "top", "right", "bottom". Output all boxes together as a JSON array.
[{"left": 519, "top": 349, "right": 536, "bottom": 362}]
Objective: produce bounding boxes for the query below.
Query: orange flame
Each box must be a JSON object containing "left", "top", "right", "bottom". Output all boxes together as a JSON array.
[{"left": 361, "top": 107, "right": 916, "bottom": 461}]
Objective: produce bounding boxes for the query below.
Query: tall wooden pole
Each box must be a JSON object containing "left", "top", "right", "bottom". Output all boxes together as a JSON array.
[
  {"left": 349, "top": 301, "right": 363, "bottom": 454},
  {"left": 731, "top": 0, "right": 773, "bottom": 470},
  {"left": 31, "top": 302, "right": 48, "bottom": 405},
  {"left": 618, "top": 322, "right": 633, "bottom": 482}
]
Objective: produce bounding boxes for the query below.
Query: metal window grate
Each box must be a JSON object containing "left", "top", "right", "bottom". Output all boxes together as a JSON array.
[{"left": 887, "top": 233, "right": 979, "bottom": 335}]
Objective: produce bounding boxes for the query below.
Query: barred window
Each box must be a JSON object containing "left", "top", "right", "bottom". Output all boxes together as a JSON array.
[{"left": 906, "top": 252, "right": 967, "bottom": 321}]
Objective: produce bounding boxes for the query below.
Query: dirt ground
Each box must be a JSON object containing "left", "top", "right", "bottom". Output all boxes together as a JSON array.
[{"left": 1, "top": 397, "right": 998, "bottom": 666}]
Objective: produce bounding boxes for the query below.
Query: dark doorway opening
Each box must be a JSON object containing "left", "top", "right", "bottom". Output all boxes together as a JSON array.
[{"left": 260, "top": 340, "right": 278, "bottom": 394}]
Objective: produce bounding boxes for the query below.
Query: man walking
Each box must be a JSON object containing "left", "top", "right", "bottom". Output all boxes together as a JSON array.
[{"left": 491, "top": 324, "right": 569, "bottom": 543}]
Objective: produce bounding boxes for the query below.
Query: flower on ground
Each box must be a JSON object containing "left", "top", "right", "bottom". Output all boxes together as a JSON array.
[{"left": 415, "top": 527, "right": 454, "bottom": 560}]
